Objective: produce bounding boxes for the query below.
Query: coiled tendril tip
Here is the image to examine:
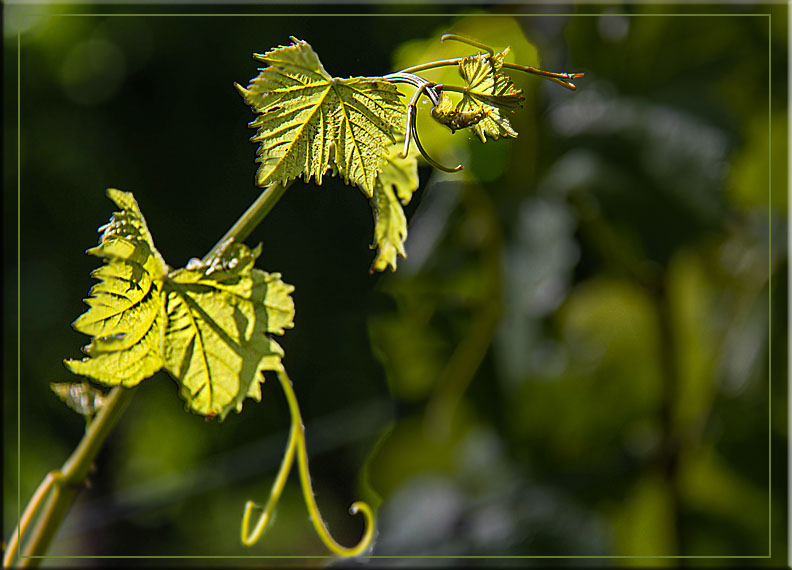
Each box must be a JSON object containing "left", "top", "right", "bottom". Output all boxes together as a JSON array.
[{"left": 241, "top": 370, "right": 375, "bottom": 557}]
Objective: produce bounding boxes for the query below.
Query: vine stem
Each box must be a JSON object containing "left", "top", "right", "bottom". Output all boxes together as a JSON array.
[
  {"left": 3, "top": 472, "right": 59, "bottom": 567},
  {"left": 205, "top": 180, "right": 293, "bottom": 261},
  {"left": 12, "top": 386, "right": 135, "bottom": 568},
  {"left": 241, "top": 369, "right": 375, "bottom": 557},
  {"left": 6, "top": 182, "right": 290, "bottom": 568}
]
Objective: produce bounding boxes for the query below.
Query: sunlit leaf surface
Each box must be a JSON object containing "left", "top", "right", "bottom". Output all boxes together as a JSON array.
[
  {"left": 163, "top": 244, "right": 294, "bottom": 418},
  {"left": 65, "top": 190, "right": 295, "bottom": 419},
  {"left": 237, "top": 37, "right": 405, "bottom": 197},
  {"left": 454, "top": 48, "right": 524, "bottom": 143},
  {"left": 64, "top": 189, "right": 168, "bottom": 387},
  {"left": 370, "top": 143, "right": 419, "bottom": 272}
]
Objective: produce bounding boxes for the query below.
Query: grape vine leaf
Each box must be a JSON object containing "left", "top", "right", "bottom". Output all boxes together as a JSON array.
[
  {"left": 370, "top": 143, "right": 420, "bottom": 272},
  {"left": 65, "top": 189, "right": 295, "bottom": 420},
  {"left": 162, "top": 243, "right": 295, "bottom": 418},
  {"left": 64, "top": 188, "right": 168, "bottom": 387},
  {"left": 236, "top": 37, "right": 406, "bottom": 197},
  {"left": 455, "top": 47, "right": 524, "bottom": 143}
]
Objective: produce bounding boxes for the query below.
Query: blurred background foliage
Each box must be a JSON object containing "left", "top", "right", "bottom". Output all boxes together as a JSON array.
[{"left": 2, "top": 3, "right": 787, "bottom": 566}]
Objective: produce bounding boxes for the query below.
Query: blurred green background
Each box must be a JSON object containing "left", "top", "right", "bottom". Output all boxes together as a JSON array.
[{"left": 2, "top": 3, "right": 787, "bottom": 566}]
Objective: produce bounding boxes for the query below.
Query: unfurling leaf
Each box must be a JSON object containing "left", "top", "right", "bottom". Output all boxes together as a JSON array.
[
  {"left": 452, "top": 47, "right": 524, "bottom": 143},
  {"left": 370, "top": 143, "right": 420, "bottom": 272},
  {"left": 50, "top": 381, "right": 107, "bottom": 417},
  {"left": 430, "top": 92, "right": 488, "bottom": 133},
  {"left": 64, "top": 189, "right": 168, "bottom": 387},
  {"left": 237, "top": 37, "right": 406, "bottom": 197},
  {"left": 65, "top": 189, "right": 295, "bottom": 420}
]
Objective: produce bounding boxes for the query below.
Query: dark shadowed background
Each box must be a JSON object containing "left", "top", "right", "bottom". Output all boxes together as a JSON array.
[{"left": 3, "top": 3, "right": 787, "bottom": 566}]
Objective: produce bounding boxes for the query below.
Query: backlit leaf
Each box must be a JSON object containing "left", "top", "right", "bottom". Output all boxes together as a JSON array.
[
  {"left": 64, "top": 189, "right": 167, "bottom": 387},
  {"left": 370, "top": 143, "right": 419, "bottom": 272},
  {"left": 65, "top": 190, "right": 295, "bottom": 420},
  {"left": 392, "top": 16, "right": 540, "bottom": 162},
  {"left": 454, "top": 48, "right": 524, "bottom": 143},
  {"left": 163, "top": 243, "right": 295, "bottom": 419},
  {"left": 237, "top": 37, "right": 405, "bottom": 197}
]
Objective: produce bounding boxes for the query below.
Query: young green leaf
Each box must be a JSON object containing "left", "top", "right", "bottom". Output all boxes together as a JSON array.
[
  {"left": 370, "top": 143, "right": 420, "bottom": 272},
  {"left": 430, "top": 92, "right": 488, "bottom": 133},
  {"left": 64, "top": 189, "right": 168, "bottom": 387},
  {"left": 454, "top": 48, "right": 524, "bottom": 143},
  {"left": 236, "top": 37, "right": 405, "bottom": 197},
  {"left": 163, "top": 243, "right": 295, "bottom": 419},
  {"left": 65, "top": 189, "right": 295, "bottom": 420},
  {"left": 50, "top": 381, "right": 107, "bottom": 417}
]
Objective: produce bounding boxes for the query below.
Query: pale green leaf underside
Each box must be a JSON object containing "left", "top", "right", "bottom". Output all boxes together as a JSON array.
[
  {"left": 163, "top": 253, "right": 294, "bottom": 418},
  {"left": 457, "top": 48, "right": 524, "bottom": 143},
  {"left": 370, "top": 143, "right": 419, "bottom": 272},
  {"left": 65, "top": 190, "right": 295, "bottom": 420},
  {"left": 237, "top": 37, "right": 405, "bottom": 197}
]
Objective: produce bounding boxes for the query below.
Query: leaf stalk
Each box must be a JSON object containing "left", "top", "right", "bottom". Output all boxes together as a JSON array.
[{"left": 204, "top": 181, "right": 292, "bottom": 262}]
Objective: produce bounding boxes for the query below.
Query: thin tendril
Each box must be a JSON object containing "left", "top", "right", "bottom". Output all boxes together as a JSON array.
[
  {"left": 411, "top": 108, "right": 463, "bottom": 173},
  {"left": 440, "top": 33, "right": 495, "bottom": 56},
  {"left": 502, "top": 62, "right": 583, "bottom": 90},
  {"left": 401, "top": 82, "right": 430, "bottom": 158},
  {"left": 393, "top": 40, "right": 584, "bottom": 92},
  {"left": 383, "top": 73, "right": 461, "bottom": 173},
  {"left": 436, "top": 85, "right": 467, "bottom": 94},
  {"left": 383, "top": 72, "right": 439, "bottom": 106},
  {"left": 293, "top": 407, "right": 376, "bottom": 557},
  {"left": 240, "top": 369, "right": 375, "bottom": 557},
  {"left": 240, "top": 422, "right": 298, "bottom": 546},
  {"left": 3, "top": 471, "right": 64, "bottom": 568},
  {"left": 395, "top": 59, "right": 463, "bottom": 75},
  {"left": 382, "top": 72, "right": 422, "bottom": 89}
]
